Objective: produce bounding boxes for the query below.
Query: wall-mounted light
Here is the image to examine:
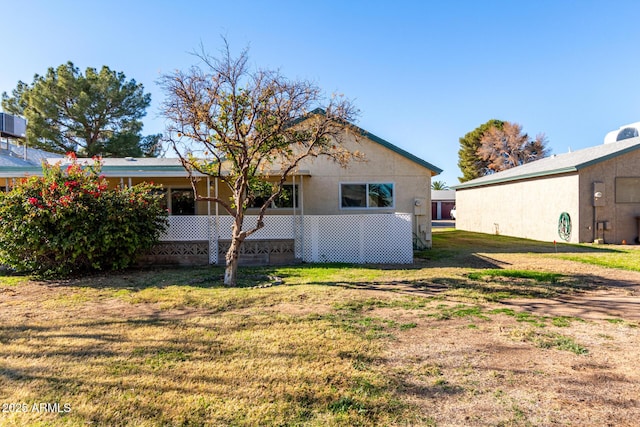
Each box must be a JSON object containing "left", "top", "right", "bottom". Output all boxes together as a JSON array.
[{"left": 594, "top": 191, "right": 603, "bottom": 198}]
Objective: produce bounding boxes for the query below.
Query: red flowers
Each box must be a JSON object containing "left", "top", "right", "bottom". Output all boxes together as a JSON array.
[
  {"left": 28, "top": 197, "right": 38, "bottom": 205},
  {"left": 57, "top": 195, "right": 72, "bottom": 207}
]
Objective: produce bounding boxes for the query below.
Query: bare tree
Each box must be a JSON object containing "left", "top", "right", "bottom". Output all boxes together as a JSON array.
[
  {"left": 160, "top": 42, "right": 363, "bottom": 286},
  {"left": 477, "top": 122, "right": 548, "bottom": 173}
]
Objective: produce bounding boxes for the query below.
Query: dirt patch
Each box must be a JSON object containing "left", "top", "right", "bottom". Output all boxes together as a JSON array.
[
  {"left": 375, "top": 253, "right": 640, "bottom": 426},
  {"left": 473, "top": 252, "right": 640, "bottom": 321},
  {"left": 382, "top": 312, "right": 640, "bottom": 426},
  {"left": 3, "top": 253, "right": 640, "bottom": 426}
]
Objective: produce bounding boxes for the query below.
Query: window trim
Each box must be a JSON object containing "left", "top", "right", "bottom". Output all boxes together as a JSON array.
[{"left": 339, "top": 182, "right": 395, "bottom": 210}]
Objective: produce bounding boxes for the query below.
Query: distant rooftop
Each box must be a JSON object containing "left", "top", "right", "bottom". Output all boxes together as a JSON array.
[
  {"left": 455, "top": 136, "right": 640, "bottom": 190},
  {"left": 0, "top": 141, "right": 63, "bottom": 167}
]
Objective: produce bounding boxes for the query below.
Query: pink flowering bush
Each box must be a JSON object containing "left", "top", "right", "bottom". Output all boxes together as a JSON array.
[{"left": 0, "top": 155, "right": 168, "bottom": 276}]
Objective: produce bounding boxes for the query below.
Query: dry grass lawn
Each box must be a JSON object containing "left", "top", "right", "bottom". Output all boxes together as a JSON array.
[{"left": 1, "top": 230, "right": 640, "bottom": 426}]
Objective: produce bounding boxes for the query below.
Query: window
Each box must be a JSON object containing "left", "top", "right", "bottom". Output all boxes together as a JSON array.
[
  {"left": 616, "top": 177, "right": 640, "bottom": 203},
  {"left": 249, "top": 184, "right": 298, "bottom": 209},
  {"left": 341, "top": 183, "right": 394, "bottom": 209},
  {"left": 170, "top": 189, "right": 196, "bottom": 215}
]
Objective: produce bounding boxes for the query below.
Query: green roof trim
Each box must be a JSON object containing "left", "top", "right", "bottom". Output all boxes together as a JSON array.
[
  {"left": 454, "top": 137, "right": 640, "bottom": 190},
  {"left": 454, "top": 167, "right": 578, "bottom": 189},
  {"left": 359, "top": 128, "right": 442, "bottom": 174},
  {"left": 1, "top": 110, "right": 442, "bottom": 178},
  {"left": 0, "top": 166, "right": 43, "bottom": 178},
  {"left": 573, "top": 141, "right": 640, "bottom": 170}
]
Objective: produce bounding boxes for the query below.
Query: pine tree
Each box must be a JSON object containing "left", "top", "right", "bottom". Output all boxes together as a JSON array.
[{"left": 457, "top": 119, "right": 504, "bottom": 182}]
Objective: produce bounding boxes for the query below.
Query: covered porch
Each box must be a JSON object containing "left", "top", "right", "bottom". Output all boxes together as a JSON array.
[{"left": 143, "top": 213, "right": 414, "bottom": 266}]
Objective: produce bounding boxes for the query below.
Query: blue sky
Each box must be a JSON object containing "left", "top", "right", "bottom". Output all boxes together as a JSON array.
[{"left": 3, "top": 0, "right": 640, "bottom": 186}]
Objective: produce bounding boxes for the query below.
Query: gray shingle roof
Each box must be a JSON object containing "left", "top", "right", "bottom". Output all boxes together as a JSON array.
[{"left": 454, "top": 136, "right": 640, "bottom": 189}]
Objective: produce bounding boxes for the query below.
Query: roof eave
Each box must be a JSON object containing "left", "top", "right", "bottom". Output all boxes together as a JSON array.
[
  {"left": 453, "top": 167, "right": 578, "bottom": 190},
  {"left": 303, "top": 109, "right": 443, "bottom": 175},
  {"left": 574, "top": 142, "right": 640, "bottom": 170}
]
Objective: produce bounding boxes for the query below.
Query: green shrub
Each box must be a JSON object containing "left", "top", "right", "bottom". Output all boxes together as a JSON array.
[{"left": 0, "top": 154, "right": 168, "bottom": 277}]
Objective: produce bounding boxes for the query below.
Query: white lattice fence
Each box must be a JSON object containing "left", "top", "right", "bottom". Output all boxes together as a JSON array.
[
  {"left": 302, "top": 214, "right": 413, "bottom": 264},
  {"left": 160, "top": 215, "right": 295, "bottom": 241},
  {"left": 217, "top": 215, "right": 296, "bottom": 240},
  {"left": 159, "top": 213, "right": 413, "bottom": 264},
  {"left": 160, "top": 216, "right": 210, "bottom": 241}
]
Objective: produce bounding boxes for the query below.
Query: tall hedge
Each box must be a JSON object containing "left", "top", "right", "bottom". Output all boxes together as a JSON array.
[{"left": 0, "top": 154, "right": 168, "bottom": 276}]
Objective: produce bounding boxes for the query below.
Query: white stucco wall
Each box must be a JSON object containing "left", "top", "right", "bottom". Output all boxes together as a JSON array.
[
  {"left": 298, "top": 133, "right": 435, "bottom": 247},
  {"left": 456, "top": 173, "right": 580, "bottom": 243}
]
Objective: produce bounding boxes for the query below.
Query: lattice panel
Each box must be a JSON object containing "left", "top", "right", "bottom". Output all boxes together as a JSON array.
[
  {"left": 160, "top": 215, "right": 210, "bottom": 241},
  {"left": 146, "top": 241, "right": 208, "bottom": 256},
  {"left": 217, "top": 239, "right": 295, "bottom": 256},
  {"left": 302, "top": 214, "right": 413, "bottom": 264},
  {"left": 217, "top": 215, "right": 295, "bottom": 240},
  {"left": 160, "top": 213, "right": 413, "bottom": 264}
]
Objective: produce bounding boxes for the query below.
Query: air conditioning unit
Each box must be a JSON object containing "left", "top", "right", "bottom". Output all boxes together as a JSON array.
[
  {"left": 604, "top": 121, "right": 640, "bottom": 144},
  {"left": 0, "top": 112, "right": 27, "bottom": 138}
]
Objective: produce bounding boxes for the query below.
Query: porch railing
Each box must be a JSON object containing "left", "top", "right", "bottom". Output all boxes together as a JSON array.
[{"left": 159, "top": 213, "right": 413, "bottom": 264}]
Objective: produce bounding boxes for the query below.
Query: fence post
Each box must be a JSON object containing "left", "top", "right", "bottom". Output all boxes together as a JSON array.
[
  {"left": 209, "top": 216, "right": 218, "bottom": 265},
  {"left": 309, "top": 216, "right": 319, "bottom": 262},
  {"left": 358, "top": 215, "right": 366, "bottom": 263}
]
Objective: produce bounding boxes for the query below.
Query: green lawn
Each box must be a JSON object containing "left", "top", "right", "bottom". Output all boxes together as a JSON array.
[{"left": 1, "top": 230, "right": 639, "bottom": 426}]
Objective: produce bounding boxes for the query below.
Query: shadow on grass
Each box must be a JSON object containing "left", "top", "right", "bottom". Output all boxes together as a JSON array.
[
  {"left": 4, "top": 230, "right": 635, "bottom": 293},
  {"left": 416, "top": 229, "right": 624, "bottom": 268},
  {"left": 296, "top": 273, "right": 625, "bottom": 301},
  {"left": 0, "top": 309, "right": 405, "bottom": 426},
  {"left": 40, "top": 265, "right": 243, "bottom": 290}
]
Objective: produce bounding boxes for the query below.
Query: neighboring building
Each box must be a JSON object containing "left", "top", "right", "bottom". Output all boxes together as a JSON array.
[
  {"left": 0, "top": 122, "right": 442, "bottom": 265},
  {"left": 454, "top": 131, "right": 640, "bottom": 244},
  {"left": 431, "top": 189, "right": 455, "bottom": 220},
  {"left": 0, "top": 141, "right": 63, "bottom": 192}
]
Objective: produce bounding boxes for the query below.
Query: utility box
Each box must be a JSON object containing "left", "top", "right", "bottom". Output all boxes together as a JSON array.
[
  {"left": 414, "top": 198, "right": 427, "bottom": 215},
  {"left": 593, "top": 182, "right": 606, "bottom": 207}
]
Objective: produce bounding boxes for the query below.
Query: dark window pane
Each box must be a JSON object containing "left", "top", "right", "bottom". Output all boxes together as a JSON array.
[
  {"left": 275, "top": 185, "right": 297, "bottom": 208},
  {"left": 248, "top": 184, "right": 297, "bottom": 208},
  {"left": 368, "top": 183, "right": 393, "bottom": 207},
  {"left": 341, "top": 184, "right": 367, "bottom": 207},
  {"left": 171, "top": 189, "right": 195, "bottom": 215}
]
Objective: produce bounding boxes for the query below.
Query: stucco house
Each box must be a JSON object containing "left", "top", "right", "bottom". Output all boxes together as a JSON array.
[
  {"left": 454, "top": 129, "right": 640, "bottom": 244},
  {"left": 1, "top": 121, "right": 442, "bottom": 265}
]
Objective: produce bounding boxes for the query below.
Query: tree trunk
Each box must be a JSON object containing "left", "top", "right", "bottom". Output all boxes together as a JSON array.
[
  {"left": 224, "top": 238, "right": 240, "bottom": 286},
  {"left": 224, "top": 214, "right": 245, "bottom": 287}
]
